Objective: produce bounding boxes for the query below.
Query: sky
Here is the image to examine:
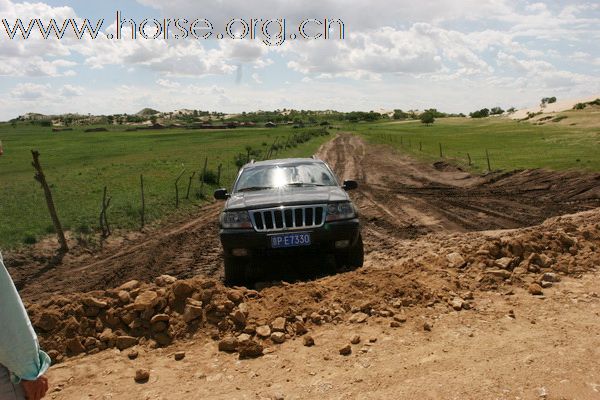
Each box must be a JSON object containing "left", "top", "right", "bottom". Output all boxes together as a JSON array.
[{"left": 0, "top": 0, "right": 598, "bottom": 120}]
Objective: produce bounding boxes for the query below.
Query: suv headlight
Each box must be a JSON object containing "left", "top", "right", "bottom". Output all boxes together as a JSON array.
[
  {"left": 220, "top": 211, "right": 252, "bottom": 229},
  {"left": 326, "top": 202, "right": 356, "bottom": 222}
]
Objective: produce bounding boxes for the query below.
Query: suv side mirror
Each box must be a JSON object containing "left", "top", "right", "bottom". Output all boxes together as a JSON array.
[
  {"left": 342, "top": 180, "right": 358, "bottom": 191},
  {"left": 214, "top": 188, "right": 230, "bottom": 200}
]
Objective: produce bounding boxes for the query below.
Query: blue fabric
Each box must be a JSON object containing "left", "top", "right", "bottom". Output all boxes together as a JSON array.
[{"left": 0, "top": 252, "right": 50, "bottom": 383}]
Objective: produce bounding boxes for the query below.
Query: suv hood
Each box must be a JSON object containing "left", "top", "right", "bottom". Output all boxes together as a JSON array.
[{"left": 225, "top": 186, "right": 350, "bottom": 210}]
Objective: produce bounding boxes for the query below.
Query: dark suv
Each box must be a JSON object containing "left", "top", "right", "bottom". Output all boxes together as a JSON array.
[{"left": 214, "top": 157, "right": 363, "bottom": 285}]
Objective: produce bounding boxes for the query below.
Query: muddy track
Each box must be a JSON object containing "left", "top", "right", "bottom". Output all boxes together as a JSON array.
[
  {"left": 10, "top": 203, "right": 225, "bottom": 300},
  {"left": 317, "top": 133, "right": 599, "bottom": 244},
  {"left": 7, "top": 133, "right": 599, "bottom": 301}
]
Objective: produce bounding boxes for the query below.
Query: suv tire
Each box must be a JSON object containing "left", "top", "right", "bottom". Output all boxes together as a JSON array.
[
  {"left": 336, "top": 234, "right": 364, "bottom": 269},
  {"left": 224, "top": 256, "right": 247, "bottom": 286}
]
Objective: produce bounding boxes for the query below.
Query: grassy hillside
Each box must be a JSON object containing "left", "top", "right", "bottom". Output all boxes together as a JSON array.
[
  {"left": 353, "top": 117, "right": 600, "bottom": 172},
  {"left": 0, "top": 124, "right": 331, "bottom": 248}
]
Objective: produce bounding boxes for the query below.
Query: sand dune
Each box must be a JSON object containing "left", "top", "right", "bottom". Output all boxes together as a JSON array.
[{"left": 509, "top": 95, "right": 599, "bottom": 119}]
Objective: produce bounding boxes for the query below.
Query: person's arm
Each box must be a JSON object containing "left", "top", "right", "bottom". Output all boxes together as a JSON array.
[{"left": 0, "top": 251, "right": 51, "bottom": 383}]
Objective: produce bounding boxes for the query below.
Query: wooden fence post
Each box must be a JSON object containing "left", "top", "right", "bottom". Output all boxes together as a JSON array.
[
  {"left": 185, "top": 171, "right": 196, "bottom": 200},
  {"left": 486, "top": 149, "right": 491, "bottom": 171},
  {"left": 439, "top": 143, "right": 443, "bottom": 158},
  {"left": 31, "top": 150, "right": 68, "bottom": 252},
  {"left": 99, "top": 186, "right": 112, "bottom": 237},
  {"left": 175, "top": 169, "right": 186, "bottom": 208},
  {"left": 419, "top": 142, "right": 422, "bottom": 151},
  {"left": 217, "top": 163, "right": 222, "bottom": 186},
  {"left": 467, "top": 153, "right": 472, "bottom": 166},
  {"left": 140, "top": 175, "right": 145, "bottom": 229},
  {"left": 199, "top": 157, "right": 208, "bottom": 197}
]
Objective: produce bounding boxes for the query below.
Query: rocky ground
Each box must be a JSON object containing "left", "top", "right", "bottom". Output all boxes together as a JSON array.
[{"left": 4, "top": 134, "right": 600, "bottom": 399}]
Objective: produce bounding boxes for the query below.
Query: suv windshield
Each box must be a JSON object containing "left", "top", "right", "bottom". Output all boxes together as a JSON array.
[{"left": 235, "top": 163, "right": 337, "bottom": 192}]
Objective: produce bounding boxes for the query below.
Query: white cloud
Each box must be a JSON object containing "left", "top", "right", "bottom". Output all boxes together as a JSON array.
[
  {"left": 59, "top": 84, "right": 83, "bottom": 97},
  {"left": 11, "top": 83, "right": 50, "bottom": 100},
  {"left": 251, "top": 73, "right": 263, "bottom": 84},
  {"left": 156, "top": 78, "right": 181, "bottom": 88}
]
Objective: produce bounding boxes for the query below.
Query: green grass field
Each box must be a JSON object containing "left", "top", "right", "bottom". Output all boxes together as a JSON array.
[
  {"left": 352, "top": 117, "right": 600, "bottom": 172},
  {"left": 0, "top": 124, "right": 332, "bottom": 248},
  {"left": 1, "top": 115, "right": 598, "bottom": 249}
]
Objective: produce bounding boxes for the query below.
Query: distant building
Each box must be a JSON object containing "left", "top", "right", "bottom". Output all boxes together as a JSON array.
[{"left": 21, "top": 113, "right": 51, "bottom": 121}]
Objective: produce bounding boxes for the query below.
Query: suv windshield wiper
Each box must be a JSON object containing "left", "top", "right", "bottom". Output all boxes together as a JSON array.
[
  {"left": 285, "top": 182, "right": 325, "bottom": 187},
  {"left": 237, "top": 186, "right": 273, "bottom": 192}
]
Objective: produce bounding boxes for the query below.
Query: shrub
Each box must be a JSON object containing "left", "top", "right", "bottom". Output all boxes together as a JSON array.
[
  {"left": 75, "top": 224, "right": 92, "bottom": 234},
  {"left": 234, "top": 153, "right": 247, "bottom": 168},
  {"left": 201, "top": 169, "right": 219, "bottom": 185},
  {"left": 23, "top": 234, "right": 37, "bottom": 245}
]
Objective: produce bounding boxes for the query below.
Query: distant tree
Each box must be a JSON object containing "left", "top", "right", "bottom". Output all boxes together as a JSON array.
[
  {"left": 150, "top": 115, "right": 158, "bottom": 125},
  {"left": 540, "top": 96, "right": 557, "bottom": 108},
  {"left": 423, "top": 108, "right": 447, "bottom": 118},
  {"left": 490, "top": 107, "right": 504, "bottom": 115},
  {"left": 393, "top": 109, "right": 408, "bottom": 120},
  {"left": 106, "top": 115, "right": 114, "bottom": 125},
  {"left": 506, "top": 107, "right": 516, "bottom": 113},
  {"left": 420, "top": 112, "right": 435, "bottom": 125},
  {"left": 469, "top": 108, "right": 490, "bottom": 118},
  {"left": 573, "top": 103, "right": 586, "bottom": 110}
]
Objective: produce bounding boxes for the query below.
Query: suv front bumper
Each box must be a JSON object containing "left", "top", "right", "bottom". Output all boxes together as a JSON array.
[{"left": 219, "top": 218, "right": 360, "bottom": 257}]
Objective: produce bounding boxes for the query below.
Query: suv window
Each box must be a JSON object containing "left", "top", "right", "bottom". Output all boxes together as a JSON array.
[{"left": 235, "top": 163, "right": 337, "bottom": 192}]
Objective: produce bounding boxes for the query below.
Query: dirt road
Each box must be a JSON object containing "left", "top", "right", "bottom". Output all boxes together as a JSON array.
[
  {"left": 7, "top": 133, "right": 600, "bottom": 399},
  {"left": 8, "top": 134, "right": 598, "bottom": 301},
  {"left": 46, "top": 269, "right": 600, "bottom": 399},
  {"left": 319, "top": 133, "right": 598, "bottom": 237}
]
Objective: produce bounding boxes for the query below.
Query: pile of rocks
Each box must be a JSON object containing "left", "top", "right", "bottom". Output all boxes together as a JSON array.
[
  {"left": 443, "top": 212, "right": 600, "bottom": 295},
  {"left": 27, "top": 275, "right": 268, "bottom": 363}
]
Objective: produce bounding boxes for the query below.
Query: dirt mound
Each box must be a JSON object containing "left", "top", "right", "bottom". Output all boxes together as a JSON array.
[
  {"left": 26, "top": 208, "right": 600, "bottom": 363},
  {"left": 433, "top": 161, "right": 463, "bottom": 172},
  {"left": 486, "top": 169, "right": 600, "bottom": 201}
]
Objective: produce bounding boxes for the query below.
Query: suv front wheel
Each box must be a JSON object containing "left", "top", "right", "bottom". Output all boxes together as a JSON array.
[
  {"left": 224, "top": 256, "right": 247, "bottom": 286},
  {"left": 335, "top": 234, "right": 364, "bottom": 269}
]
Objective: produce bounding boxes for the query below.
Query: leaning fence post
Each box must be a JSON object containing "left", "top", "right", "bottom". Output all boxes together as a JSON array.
[
  {"left": 99, "top": 186, "right": 112, "bottom": 237},
  {"left": 31, "top": 150, "right": 68, "bottom": 252},
  {"left": 439, "top": 143, "right": 443, "bottom": 158},
  {"left": 199, "top": 157, "right": 208, "bottom": 197},
  {"left": 185, "top": 171, "right": 196, "bottom": 200},
  {"left": 486, "top": 149, "right": 491, "bottom": 171},
  {"left": 467, "top": 153, "right": 472, "bottom": 166}
]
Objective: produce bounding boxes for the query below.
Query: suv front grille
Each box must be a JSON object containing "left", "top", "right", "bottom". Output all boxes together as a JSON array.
[{"left": 250, "top": 205, "right": 326, "bottom": 232}]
